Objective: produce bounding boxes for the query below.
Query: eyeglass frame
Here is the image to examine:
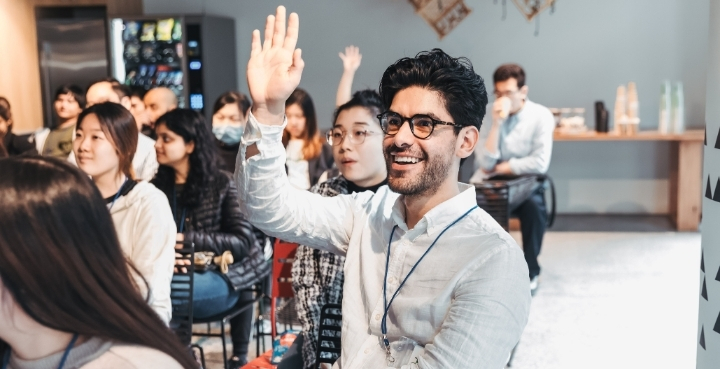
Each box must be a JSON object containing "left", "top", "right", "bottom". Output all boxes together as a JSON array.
[
  {"left": 377, "top": 111, "right": 459, "bottom": 139},
  {"left": 325, "top": 127, "right": 381, "bottom": 146}
]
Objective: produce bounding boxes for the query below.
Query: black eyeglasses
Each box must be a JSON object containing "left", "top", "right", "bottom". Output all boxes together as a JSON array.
[{"left": 377, "top": 111, "right": 457, "bottom": 139}]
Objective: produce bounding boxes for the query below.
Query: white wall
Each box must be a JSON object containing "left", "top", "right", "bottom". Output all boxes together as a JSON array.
[{"left": 144, "top": 0, "right": 709, "bottom": 214}]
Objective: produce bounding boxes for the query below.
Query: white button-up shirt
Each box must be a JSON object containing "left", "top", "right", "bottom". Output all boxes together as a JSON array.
[
  {"left": 473, "top": 99, "right": 555, "bottom": 179},
  {"left": 236, "top": 113, "right": 531, "bottom": 369}
]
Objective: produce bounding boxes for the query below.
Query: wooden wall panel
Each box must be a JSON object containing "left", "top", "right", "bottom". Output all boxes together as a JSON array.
[{"left": 0, "top": 0, "right": 142, "bottom": 132}]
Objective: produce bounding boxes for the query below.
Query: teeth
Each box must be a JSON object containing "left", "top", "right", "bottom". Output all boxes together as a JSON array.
[{"left": 394, "top": 156, "right": 420, "bottom": 164}]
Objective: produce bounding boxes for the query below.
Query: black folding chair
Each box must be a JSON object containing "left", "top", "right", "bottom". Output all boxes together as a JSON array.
[
  {"left": 315, "top": 303, "right": 342, "bottom": 369},
  {"left": 192, "top": 280, "right": 267, "bottom": 369},
  {"left": 170, "top": 240, "right": 206, "bottom": 368}
]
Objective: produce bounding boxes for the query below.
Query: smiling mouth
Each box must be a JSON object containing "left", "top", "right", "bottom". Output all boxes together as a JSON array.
[{"left": 393, "top": 156, "right": 423, "bottom": 164}]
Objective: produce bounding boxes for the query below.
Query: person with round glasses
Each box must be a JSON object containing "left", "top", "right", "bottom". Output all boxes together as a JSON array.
[
  {"left": 285, "top": 89, "right": 387, "bottom": 369},
  {"left": 237, "top": 8, "right": 530, "bottom": 369}
]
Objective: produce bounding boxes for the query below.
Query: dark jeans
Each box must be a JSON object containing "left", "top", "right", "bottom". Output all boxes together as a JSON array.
[
  {"left": 511, "top": 186, "right": 547, "bottom": 279},
  {"left": 173, "top": 271, "right": 255, "bottom": 357}
]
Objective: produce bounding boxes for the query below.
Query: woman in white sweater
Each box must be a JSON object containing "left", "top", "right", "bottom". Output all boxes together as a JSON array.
[
  {"left": 0, "top": 156, "right": 197, "bottom": 369},
  {"left": 72, "top": 102, "right": 176, "bottom": 324}
]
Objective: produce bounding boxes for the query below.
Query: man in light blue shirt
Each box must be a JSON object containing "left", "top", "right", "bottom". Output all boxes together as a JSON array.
[{"left": 472, "top": 64, "right": 555, "bottom": 293}]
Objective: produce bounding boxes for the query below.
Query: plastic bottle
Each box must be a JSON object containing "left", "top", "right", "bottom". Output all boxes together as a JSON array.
[{"left": 659, "top": 80, "right": 671, "bottom": 134}]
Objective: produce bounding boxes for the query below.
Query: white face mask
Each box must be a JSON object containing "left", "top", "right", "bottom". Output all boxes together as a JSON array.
[{"left": 212, "top": 124, "right": 244, "bottom": 145}]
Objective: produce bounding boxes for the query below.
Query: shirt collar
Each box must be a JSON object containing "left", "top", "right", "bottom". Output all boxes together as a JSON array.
[{"left": 390, "top": 183, "right": 478, "bottom": 239}]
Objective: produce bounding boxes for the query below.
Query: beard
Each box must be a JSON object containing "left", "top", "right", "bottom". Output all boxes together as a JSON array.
[{"left": 384, "top": 144, "right": 452, "bottom": 198}]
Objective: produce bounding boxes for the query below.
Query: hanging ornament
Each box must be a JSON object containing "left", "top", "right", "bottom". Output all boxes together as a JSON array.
[
  {"left": 408, "top": 0, "right": 472, "bottom": 39},
  {"left": 495, "top": 0, "right": 556, "bottom": 35}
]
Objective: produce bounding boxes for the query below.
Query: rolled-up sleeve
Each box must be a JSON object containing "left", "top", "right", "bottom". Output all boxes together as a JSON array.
[
  {"left": 234, "top": 112, "right": 367, "bottom": 256},
  {"left": 474, "top": 117, "right": 501, "bottom": 174}
]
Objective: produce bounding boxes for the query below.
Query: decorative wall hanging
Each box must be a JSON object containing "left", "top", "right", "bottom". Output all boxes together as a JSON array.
[
  {"left": 409, "top": 0, "right": 472, "bottom": 39},
  {"left": 495, "top": 0, "right": 557, "bottom": 35}
]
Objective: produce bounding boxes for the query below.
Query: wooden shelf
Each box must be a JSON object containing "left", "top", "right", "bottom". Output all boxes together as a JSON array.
[{"left": 554, "top": 130, "right": 704, "bottom": 142}]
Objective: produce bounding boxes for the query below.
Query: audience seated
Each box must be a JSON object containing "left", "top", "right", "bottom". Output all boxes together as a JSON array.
[
  {"left": 211, "top": 91, "right": 252, "bottom": 172},
  {"left": 0, "top": 156, "right": 197, "bottom": 369},
  {"left": 72, "top": 102, "right": 176, "bottom": 324},
  {"left": 34, "top": 84, "right": 85, "bottom": 159},
  {"left": 151, "top": 109, "right": 269, "bottom": 368}
]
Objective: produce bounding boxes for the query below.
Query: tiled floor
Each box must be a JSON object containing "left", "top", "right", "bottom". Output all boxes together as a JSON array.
[{"left": 195, "top": 226, "right": 701, "bottom": 369}]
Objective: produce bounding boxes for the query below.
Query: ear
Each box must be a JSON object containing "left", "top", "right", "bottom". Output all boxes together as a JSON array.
[
  {"left": 186, "top": 141, "right": 195, "bottom": 154},
  {"left": 120, "top": 96, "right": 132, "bottom": 111},
  {"left": 520, "top": 85, "right": 529, "bottom": 97},
  {"left": 455, "top": 126, "right": 479, "bottom": 160}
]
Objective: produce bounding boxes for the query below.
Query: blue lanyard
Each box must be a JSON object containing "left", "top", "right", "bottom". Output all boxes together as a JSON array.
[
  {"left": 172, "top": 186, "right": 187, "bottom": 233},
  {"left": 381, "top": 205, "right": 478, "bottom": 355},
  {"left": 108, "top": 178, "right": 128, "bottom": 211},
  {"left": 1, "top": 333, "right": 79, "bottom": 369}
]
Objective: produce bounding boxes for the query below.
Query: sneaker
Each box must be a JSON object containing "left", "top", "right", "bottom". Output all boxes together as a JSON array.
[
  {"left": 530, "top": 276, "right": 539, "bottom": 296},
  {"left": 229, "top": 356, "right": 248, "bottom": 369}
]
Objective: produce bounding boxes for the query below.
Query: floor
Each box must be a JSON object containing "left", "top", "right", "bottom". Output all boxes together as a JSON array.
[{"left": 195, "top": 217, "right": 702, "bottom": 369}]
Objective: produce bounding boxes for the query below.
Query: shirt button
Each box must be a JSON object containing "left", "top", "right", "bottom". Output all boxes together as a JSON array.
[
  {"left": 375, "top": 314, "right": 381, "bottom": 321},
  {"left": 389, "top": 276, "right": 396, "bottom": 284},
  {"left": 364, "top": 348, "right": 371, "bottom": 354}
]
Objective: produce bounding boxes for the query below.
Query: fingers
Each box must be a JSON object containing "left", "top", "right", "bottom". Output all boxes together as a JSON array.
[
  {"left": 290, "top": 48, "right": 305, "bottom": 81},
  {"left": 263, "top": 15, "right": 274, "bottom": 50},
  {"left": 273, "top": 6, "right": 287, "bottom": 48},
  {"left": 250, "top": 29, "right": 261, "bottom": 57},
  {"left": 283, "top": 12, "right": 300, "bottom": 51},
  {"left": 339, "top": 51, "right": 346, "bottom": 60}
]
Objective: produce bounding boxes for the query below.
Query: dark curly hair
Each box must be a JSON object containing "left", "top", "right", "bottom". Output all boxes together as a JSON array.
[
  {"left": 333, "top": 89, "right": 385, "bottom": 127},
  {"left": 379, "top": 48, "right": 488, "bottom": 133},
  {"left": 151, "top": 109, "right": 222, "bottom": 208}
]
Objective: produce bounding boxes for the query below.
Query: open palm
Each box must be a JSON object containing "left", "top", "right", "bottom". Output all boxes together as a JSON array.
[
  {"left": 339, "top": 45, "right": 362, "bottom": 73},
  {"left": 247, "top": 6, "right": 304, "bottom": 119}
]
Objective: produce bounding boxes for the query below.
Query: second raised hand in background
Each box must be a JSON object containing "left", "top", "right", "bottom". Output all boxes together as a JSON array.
[{"left": 336, "top": 45, "right": 363, "bottom": 107}]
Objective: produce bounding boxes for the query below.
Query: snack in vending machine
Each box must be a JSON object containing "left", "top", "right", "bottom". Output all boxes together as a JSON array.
[
  {"left": 123, "top": 21, "right": 141, "bottom": 42},
  {"left": 156, "top": 18, "right": 174, "bottom": 42},
  {"left": 124, "top": 42, "right": 141, "bottom": 63},
  {"left": 141, "top": 42, "right": 158, "bottom": 63},
  {"left": 140, "top": 22, "right": 156, "bottom": 42},
  {"left": 171, "top": 20, "right": 182, "bottom": 41}
]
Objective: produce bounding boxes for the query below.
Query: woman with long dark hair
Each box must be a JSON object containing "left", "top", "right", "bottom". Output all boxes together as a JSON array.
[
  {"left": 283, "top": 89, "right": 334, "bottom": 189},
  {"left": 73, "top": 102, "right": 176, "bottom": 324},
  {"left": 0, "top": 156, "right": 197, "bottom": 368},
  {"left": 152, "top": 109, "right": 269, "bottom": 368},
  {"left": 212, "top": 91, "right": 251, "bottom": 172}
]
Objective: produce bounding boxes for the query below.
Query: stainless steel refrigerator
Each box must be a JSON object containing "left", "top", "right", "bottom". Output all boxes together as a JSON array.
[{"left": 36, "top": 6, "right": 110, "bottom": 128}]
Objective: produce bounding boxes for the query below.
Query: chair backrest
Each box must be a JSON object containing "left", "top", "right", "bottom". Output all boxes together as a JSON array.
[
  {"left": 272, "top": 239, "right": 298, "bottom": 299},
  {"left": 316, "top": 303, "right": 342, "bottom": 369},
  {"left": 170, "top": 240, "right": 195, "bottom": 346}
]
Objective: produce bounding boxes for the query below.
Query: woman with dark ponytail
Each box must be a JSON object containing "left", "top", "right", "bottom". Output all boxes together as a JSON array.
[{"left": 0, "top": 156, "right": 197, "bottom": 369}]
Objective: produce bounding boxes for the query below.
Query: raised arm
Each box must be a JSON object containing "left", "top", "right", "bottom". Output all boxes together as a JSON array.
[
  {"left": 336, "top": 45, "right": 362, "bottom": 107},
  {"left": 236, "top": 6, "right": 365, "bottom": 255}
]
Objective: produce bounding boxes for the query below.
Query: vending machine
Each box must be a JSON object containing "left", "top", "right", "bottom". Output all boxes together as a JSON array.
[{"left": 109, "top": 15, "right": 237, "bottom": 120}]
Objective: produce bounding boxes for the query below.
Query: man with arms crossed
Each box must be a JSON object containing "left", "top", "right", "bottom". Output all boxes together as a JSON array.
[{"left": 237, "top": 7, "right": 531, "bottom": 368}]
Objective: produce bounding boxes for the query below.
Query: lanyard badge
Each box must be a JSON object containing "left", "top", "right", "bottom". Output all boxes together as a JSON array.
[{"left": 380, "top": 205, "right": 478, "bottom": 363}]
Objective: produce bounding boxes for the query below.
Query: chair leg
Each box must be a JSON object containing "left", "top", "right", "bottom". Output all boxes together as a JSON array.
[
  {"left": 191, "top": 344, "right": 206, "bottom": 369},
  {"left": 221, "top": 320, "right": 228, "bottom": 369},
  {"left": 270, "top": 297, "right": 277, "bottom": 340}
]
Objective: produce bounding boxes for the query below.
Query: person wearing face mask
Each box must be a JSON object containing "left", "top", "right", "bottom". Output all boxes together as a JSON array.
[
  {"left": 212, "top": 91, "right": 251, "bottom": 172},
  {"left": 73, "top": 102, "right": 176, "bottom": 324},
  {"left": 471, "top": 64, "right": 555, "bottom": 295},
  {"left": 283, "top": 89, "right": 334, "bottom": 190},
  {"left": 34, "top": 85, "right": 85, "bottom": 159}
]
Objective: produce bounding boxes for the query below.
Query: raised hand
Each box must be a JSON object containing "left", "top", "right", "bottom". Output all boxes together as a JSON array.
[
  {"left": 247, "top": 6, "right": 304, "bottom": 125},
  {"left": 339, "top": 45, "right": 362, "bottom": 73}
]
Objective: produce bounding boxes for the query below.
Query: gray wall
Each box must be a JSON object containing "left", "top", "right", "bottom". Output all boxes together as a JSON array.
[{"left": 144, "top": 0, "right": 709, "bottom": 214}]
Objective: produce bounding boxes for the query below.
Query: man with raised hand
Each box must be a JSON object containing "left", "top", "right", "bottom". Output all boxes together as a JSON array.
[{"left": 237, "top": 6, "right": 531, "bottom": 369}]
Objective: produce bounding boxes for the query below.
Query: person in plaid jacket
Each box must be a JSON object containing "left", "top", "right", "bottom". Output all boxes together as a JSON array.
[{"left": 288, "top": 89, "right": 387, "bottom": 369}]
